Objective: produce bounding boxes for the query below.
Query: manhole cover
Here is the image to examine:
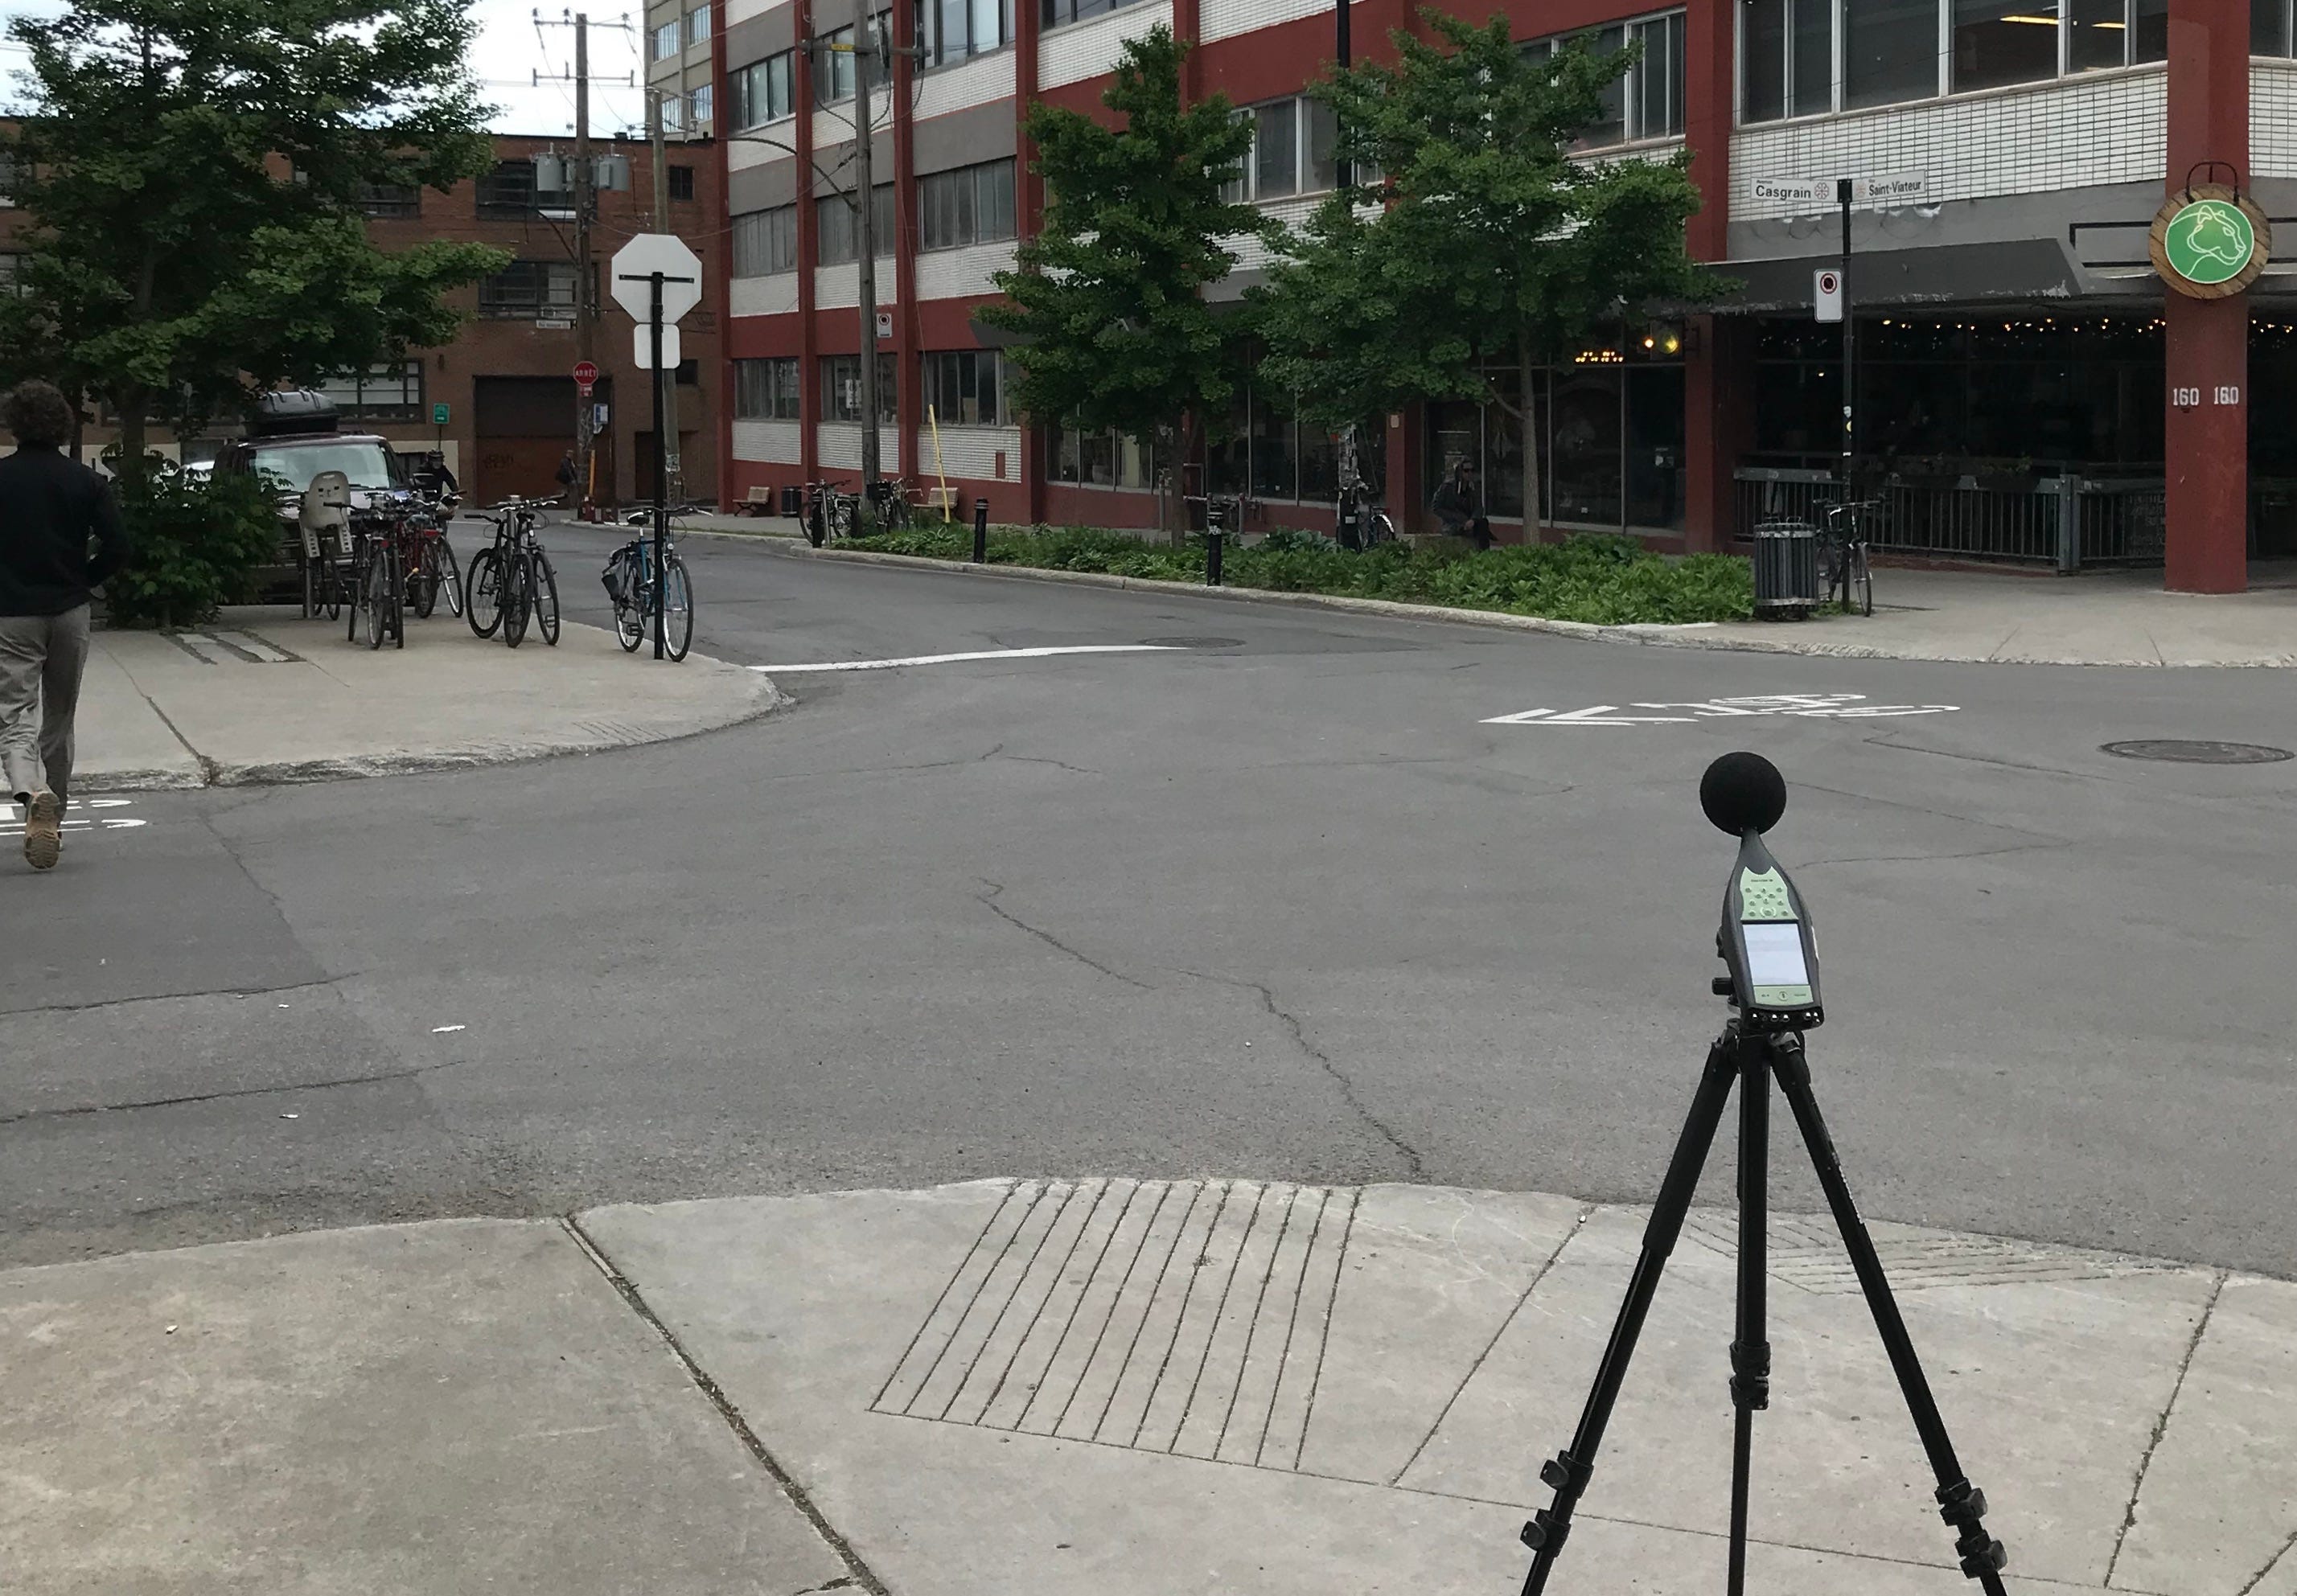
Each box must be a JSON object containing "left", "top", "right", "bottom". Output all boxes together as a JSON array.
[
  {"left": 1141, "top": 635, "right": 1243, "bottom": 649},
  {"left": 2101, "top": 740, "right": 2294, "bottom": 765}
]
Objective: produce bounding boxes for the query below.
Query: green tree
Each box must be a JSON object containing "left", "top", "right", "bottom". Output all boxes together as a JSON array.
[
  {"left": 984, "top": 26, "right": 1269, "bottom": 539},
  {"left": 0, "top": 0, "right": 507, "bottom": 477},
  {"left": 1257, "top": 13, "right": 1724, "bottom": 530}
]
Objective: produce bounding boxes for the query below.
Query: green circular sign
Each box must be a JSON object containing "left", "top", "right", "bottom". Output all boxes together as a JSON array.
[{"left": 2163, "top": 198, "right": 2256, "bottom": 286}]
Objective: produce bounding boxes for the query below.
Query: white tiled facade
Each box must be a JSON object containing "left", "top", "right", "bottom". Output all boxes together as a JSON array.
[
  {"left": 1199, "top": 0, "right": 1332, "bottom": 43},
  {"left": 918, "top": 425, "right": 1025, "bottom": 480},
  {"left": 915, "top": 49, "right": 1018, "bottom": 121},
  {"left": 914, "top": 241, "right": 1017, "bottom": 301},
  {"left": 2255, "top": 62, "right": 2297, "bottom": 179},
  {"left": 733, "top": 420, "right": 805, "bottom": 463},
  {"left": 813, "top": 258, "right": 901, "bottom": 310},
  {"left": 730, "top": 273, "right": 802, "bottom": 318},
  {"left": 1732, "top": 68, "right": 2166, "bottom": 221},
  {"left": 1038, "top": 0, "right": 1175, "bottom": 88},
  {"left": 816, "top": 422, "right": 904, "bottom": 471}
]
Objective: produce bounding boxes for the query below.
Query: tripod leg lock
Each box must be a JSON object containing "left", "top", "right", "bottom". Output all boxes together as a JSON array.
[
  {"left": 1729, "top": 1339, "right": 1773, "bottom": 1410},
  {"left": 1936, "top": 1477, "right": 2008, "bottom": 1577},
  {"left": 1520, "top": 1451, "right": 1594, "bottom": 1553}
]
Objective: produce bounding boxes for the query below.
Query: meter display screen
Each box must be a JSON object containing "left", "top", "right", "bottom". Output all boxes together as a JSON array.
[{"left": 1743, "top": 922, "right": 1810, "bottom": 987}]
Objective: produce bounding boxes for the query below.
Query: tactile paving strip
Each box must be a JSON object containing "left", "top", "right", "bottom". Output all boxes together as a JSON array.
[
  {"left": 1680, "top": 1210, "right": 2187, "bottom": 1294},
  {"left": 871, "top": 1178, "right": 1354, "bottom": 1467}
]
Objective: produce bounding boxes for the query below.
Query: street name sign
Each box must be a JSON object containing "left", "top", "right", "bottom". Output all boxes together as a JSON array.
[{"left": 1753, "top": 173, "right": 1929, "bottom": 209}]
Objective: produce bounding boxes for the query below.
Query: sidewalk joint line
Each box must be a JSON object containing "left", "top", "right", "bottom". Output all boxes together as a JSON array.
[
  {"left": 1049, "top": 1179, "right": 1176, "bottom": 1440},
  {"left": 1131, "top": 1180, "right": 1237, "bottom": 1450},
  {"left": 1212, "top": 1182, "right": 1300, "bottom": 1460},
  {"left": 1167, "top": 1180, "right": 1267, "bottom": 1452},
  {"left": 2235, "top": 1528, "right": 2297, "bottom": 1596},
  {"left": 1089, "top": 1180, "right": 1203, "bottom": 1443},
  {"left": 1014, "top": 1178, "right": 1146, "bottom": 1434},
  {"left": 1388, "top": 1200, "right": 1595, "bottom": 1487},
  {"left": 867, "top": 1178, "right": 1022, "bottom": 1413},
  {"left": 1254, "top": 1185, "right": 1334, "bottom": 1467},
  {"left": 560, "top": 1215, "right": 892, "bottom": 1596},
  {"left": 938, "top": 1180, "right": 1076, "bottom": 1422},
  {"left": 908, "top": 1180, "right": 1050, "bottom": 1418},
  {"left": 109, "top": 651, "right": 215, "bottom": 784},
  {"left": 1292, "top": 1186, "right": 1360, "bottom": 1471},
  {"left": 2104, "top": 1267, "right": 2229, "bottom": 1587},
  {"left": 969, "top": 1179, "right": 1110, "bottom": 1424}
]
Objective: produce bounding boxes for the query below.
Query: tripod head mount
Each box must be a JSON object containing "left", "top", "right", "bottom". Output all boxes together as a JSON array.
[{"left": 1702, "top": 753, "right": 1823, "bottom": 1032}]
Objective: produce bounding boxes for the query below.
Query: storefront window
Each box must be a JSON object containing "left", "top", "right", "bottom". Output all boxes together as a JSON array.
[
  {"left": 1625, "top": 366, "right": 1687, "bottom": 531},
  {"left": 1551, "top": 368, "right": 1625, "bottom": 526},
  {"left": 1845, "top": 0, "right": 1939, "bottom": 107},
  {"left": 2069, "top": 0, "right": 2126, "bottom": 69},
  {"left": 1954, "top": 0, "right": 2059, "bottom": 92}
]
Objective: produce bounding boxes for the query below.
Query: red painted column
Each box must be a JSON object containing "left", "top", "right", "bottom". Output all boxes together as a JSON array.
[
  {"left": 2163, "top": 0, "right": 2250, "bottom": 593},
  {"left": 1680, "top": 0, "right": 1737, "bottom": 552},
  {"left": 795, "top": 0, "right": 821, "bottom": 491},
  {"left": 1016, "top": 0, "right": 1046, "bottom": 523}
]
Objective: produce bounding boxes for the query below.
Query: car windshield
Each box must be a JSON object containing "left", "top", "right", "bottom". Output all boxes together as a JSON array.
[{"left": 250, "top": 440, "right": 401, "bottom": 494}]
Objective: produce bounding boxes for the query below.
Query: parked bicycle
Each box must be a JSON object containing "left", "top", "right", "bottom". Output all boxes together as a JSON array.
[
  {"left": 344, "top": 496, "right": 409, "bottom": 651},
  {"left": 1818, "top": 498, "right": 1878, "bottom": 617},
  {"left": 1333, "top": 427, "right": 1396, "bottom": 551},
  {"left": 466, "top": 496, "right": 561, "bottom": 649},
  {"left": 401, "top": 488, "right": 463, "bottom": 620},
  {"left": 803, "top": 478, "right": 858, "bottom": 546},
  {"left": 602, "top": 518, "right": 694, "bottom": 661}
]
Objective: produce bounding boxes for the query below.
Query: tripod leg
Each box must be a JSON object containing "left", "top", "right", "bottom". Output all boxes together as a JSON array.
[
  {"left": 1769, "top": 1037, "right": 2011, "bottom": 1594},
  {"left": 1728, "top": 1037, "right": 1772, "bottom": 1596},
  {"left": 1521, "top": 1033, "right": 1740, "bottom": 1596}
]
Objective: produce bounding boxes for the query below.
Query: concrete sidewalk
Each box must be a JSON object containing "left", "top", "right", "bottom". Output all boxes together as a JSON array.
[
  {"left": 6, "top": 1180, "right": 2288, "bottom": 1595},
  {"left": 74, "top": 607, "right": 783, "bottom": 790}
]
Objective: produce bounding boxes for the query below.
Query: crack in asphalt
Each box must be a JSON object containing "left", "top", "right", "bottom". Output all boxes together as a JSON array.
[
  {"left": 994, "top": 752, "right": 1103, "bottom": 776},
  {"left": 1795, "top": 839, "right": 2077, "bottom": 870},
  {"left": 1, "top": 973, "right": 350, "bottom": 1020},
  {"left": 0, "top": 1059, "right": 464, "bottom": 1128},
  {"left": 974, "top": 880, "right": 1153, "bottom": 990},
  {"left": 1188, "top": 971, "right": 1427, "bottom": 1181}
]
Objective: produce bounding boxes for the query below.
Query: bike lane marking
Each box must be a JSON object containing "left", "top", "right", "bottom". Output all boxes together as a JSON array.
[
  {"left": 0, "top": 797, "right": 150, "bottom": 836},
  {"left": 752, "top": 645, "right": 1185, "bottom": 674},
  {"left": 1484, "top": 692, "right": 1960, "bottom": 727}
]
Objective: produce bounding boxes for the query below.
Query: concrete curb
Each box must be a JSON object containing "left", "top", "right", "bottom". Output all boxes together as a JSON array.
[
  {"left": 751, "top": 542, "right": 2297, "bottom": 668},
  {"left": 78, "top": 764, "right": 208, "bottom": 796}
]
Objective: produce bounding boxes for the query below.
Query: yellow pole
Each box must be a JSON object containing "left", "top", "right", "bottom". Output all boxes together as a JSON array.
[{"left": 929, "top": 404, "right": 951, "bottom": 521}]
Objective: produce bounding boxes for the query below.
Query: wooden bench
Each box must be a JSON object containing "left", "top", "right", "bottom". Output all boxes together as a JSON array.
[{"left": 743, "top": 485, "right": 775, "bottom": 515}]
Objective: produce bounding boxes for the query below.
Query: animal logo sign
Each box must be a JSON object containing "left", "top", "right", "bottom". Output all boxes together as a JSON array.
[{"left": 2152, "top": 187, "right": 2269, "bottom": 299}]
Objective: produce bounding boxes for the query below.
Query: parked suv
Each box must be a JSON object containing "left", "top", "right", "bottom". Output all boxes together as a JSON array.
[{"left": 213, "top": 390, "right": 409, "bottom": 595}]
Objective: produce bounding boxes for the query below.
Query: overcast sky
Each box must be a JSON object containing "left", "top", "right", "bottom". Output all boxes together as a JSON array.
[{"left": 0, "top": 0, "right": 650, "bottom": 137}]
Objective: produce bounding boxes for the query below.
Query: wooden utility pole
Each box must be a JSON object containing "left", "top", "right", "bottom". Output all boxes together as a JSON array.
[{"left": 574, "top": 11, "right": 596, "bottom": 515}]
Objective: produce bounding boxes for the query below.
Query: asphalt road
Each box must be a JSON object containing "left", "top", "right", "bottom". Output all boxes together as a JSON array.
[{"left": 10, "top": 526, "right": 2297, "bottom": 1277}]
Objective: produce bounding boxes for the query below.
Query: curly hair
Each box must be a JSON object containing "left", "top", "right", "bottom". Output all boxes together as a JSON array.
[{"left": 2, "top": 381, "right": 76, "bottom": 449}]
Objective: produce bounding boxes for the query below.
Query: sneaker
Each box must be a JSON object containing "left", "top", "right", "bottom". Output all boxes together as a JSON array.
[{"left": 23, "top": 790, "right": 60, "bottom": 870}]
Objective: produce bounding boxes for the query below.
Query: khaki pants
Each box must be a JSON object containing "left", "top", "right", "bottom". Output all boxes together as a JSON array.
[{"left": 0, "top": 604, "right": 91, "bottom": 807}]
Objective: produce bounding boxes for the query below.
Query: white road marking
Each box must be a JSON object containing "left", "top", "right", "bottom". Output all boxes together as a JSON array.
[
  {"left": 750, "top": 645, "right": 1183, "bottom": 674},
  {"left": 1, "top": 797, "right": 147, "bottom": 836},
  {"left": 1485, "top": 692, "right": 1959, "bottom": 727}
]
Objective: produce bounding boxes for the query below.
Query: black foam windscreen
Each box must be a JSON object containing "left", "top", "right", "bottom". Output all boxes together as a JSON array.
[{"left": 1699, "top": 753, "right": 1786, "bottom": 836}]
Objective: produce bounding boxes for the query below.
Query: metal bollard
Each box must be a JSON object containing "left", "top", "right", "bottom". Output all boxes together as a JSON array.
[
  {"left": 973, "top": 498, "right": 989, "bottom": 564},
  {"left": 1206, "top": 524, "right": 1225, "bottom": 586}
]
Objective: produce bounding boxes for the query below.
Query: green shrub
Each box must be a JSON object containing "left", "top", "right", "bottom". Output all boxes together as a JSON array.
[{"left": 106, "top": 469, "right": 283, "bottom": 629}]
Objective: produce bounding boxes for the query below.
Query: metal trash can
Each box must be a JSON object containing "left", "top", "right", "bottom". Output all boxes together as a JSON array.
[
  {"left": 1752, "top": 519, "right": 1819, "bottom": 617},
  {"left": 780, "top": 484, "right": 804, "bottom": 517}
]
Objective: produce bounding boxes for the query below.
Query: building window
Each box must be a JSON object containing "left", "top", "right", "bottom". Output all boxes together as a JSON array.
[
  {"left": 729, "top": 50, "right": 798, "bottom": 127},
  {"left": 0, "top": 255, "right": 29, "bottom": 297},
  {"left": 1222, "top": 97, "right": 1341, "bottom": 202},
  {"left": 1040, "top": 0, "right": 1146, "bottom": 30},
  {"left": 812, "top": 17, "right": 891, "bottom": 105},
  {"left": 2255, "top": 0, "right": 2291, "bottom": 55},
  {"left": 733, "top": 204, "right": 801, "bottom": 275},
  {"left": 816, "top": 183, "right": 896, "bottom": 265},
  {"left": 918, "top": 160, "right": 1017, "bottom": 251},
  {"left": 1524, "top": 12, "right": 1686, "bottom": 146},
  {"left": 479, "top": 259, "right": 583, "bottom": 318},
  {"left": 916, "top": 0, "right": 1014, "bottom": 65},
  {"left": 1046, "top": 428, "right": 1157, "bottom": 488},
  {"left": 314, "top": 361, "right": 425, "bottom": 421},
  {"left": 476, "top": 160, "right": 570, "bottom": 217},
  {"left": 652, "top": 18, "right": 683, "bottom": 59},
  {"left": 1743, "top": 0, "right": 2172, "bottom": 124},
  {"left": 661, "top": 94, "right": 685, "bottom": 132},
  {"left": 0, "top": 154, "right": 17, "bottom": 208},
  {"left": 668, "top": 164, "right": 696, "bottom": 202},
  {"left": 921, "top": 351, "right": 1009, "bottom": 425},
  {"left": 687, "top": 5, "right": 712, "bottom": 45},
  {"left": 820, "top": 354, "right": 898, "bottom": 423},
  {"left": 737, "top": 357, "right": 803, "bottom": 419},
  {"left": 688, "top": 83, "right": 713, "bottom": 124},
  {"left": 356, "top": 181, "right": 421, "bottom": 218}
]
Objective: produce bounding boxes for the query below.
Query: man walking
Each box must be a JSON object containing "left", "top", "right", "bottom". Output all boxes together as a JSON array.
[{"left": 0, "top": 380, "right": 129, "bottom": 870}]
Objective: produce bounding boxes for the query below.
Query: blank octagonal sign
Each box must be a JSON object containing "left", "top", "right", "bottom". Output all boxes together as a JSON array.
[{"left": 610, "top": 233, "right": 704, "bottom": 325}]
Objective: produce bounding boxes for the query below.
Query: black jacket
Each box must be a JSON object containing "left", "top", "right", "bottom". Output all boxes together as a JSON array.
[
  {"left": 1430, "top": 475, "right": 1484, "bottom": 526},
  {"left": 0, "top": 444, "right": 129, "bottom": 617}
]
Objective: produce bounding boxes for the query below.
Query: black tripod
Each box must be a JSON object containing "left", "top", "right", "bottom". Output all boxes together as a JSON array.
[{"left": 1516, "top": 1018, "right": 2010, "bottom": 1595}]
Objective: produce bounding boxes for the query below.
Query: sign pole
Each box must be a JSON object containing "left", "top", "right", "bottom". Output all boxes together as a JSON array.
[
  {"left": 651, "top": 271, "right": 668, "bottom": 660},
  {"left": 1838, "top": 177, "right": 1855, "bottom": 493}
]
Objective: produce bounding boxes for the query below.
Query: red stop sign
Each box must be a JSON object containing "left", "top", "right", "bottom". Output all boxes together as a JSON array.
[{"left": 572, "top": 360, "right": 599, "bottom": 385}]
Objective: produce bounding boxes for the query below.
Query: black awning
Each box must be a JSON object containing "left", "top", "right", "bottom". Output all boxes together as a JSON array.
[{"left": 1709, "top": 237, "right": 2155, "bottom": 314}]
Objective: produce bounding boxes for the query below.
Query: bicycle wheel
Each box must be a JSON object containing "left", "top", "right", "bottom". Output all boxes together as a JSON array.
[
  {"left": 532, "top": 548, "right": 561, "bottom": 646},
  {"left": 411, "top": 543, "right": 440, "bottom": 619},
  {"left": 1854, "top": 547, "right": 1873, "bottom": 617},
  {"left": 661, "top": 556, "right": 693, "bottom": 662},
  {"left": 466, "top": 546, "right": 503, "bottom": 638},
  {"left": 360, "top": 549, "right": 390, "bottom": 650},
  {"left": 436, "top": 540, "right": 464, "bottom": 618},
  {"left": 345, "top": 549, "right": 363, "bottom": 643},
  {"left": 387, "top": 545, "right": 405, "bottom": 648},
  {"left": 613, "top": 556, "right": 645, "bottom": 651},
  {"left": 501, "top": 548, "right": 532, "bottom": 648}
]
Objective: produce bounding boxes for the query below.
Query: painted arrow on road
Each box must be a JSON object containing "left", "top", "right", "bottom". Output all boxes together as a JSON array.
[{"left": 1485, "top": 693, "right": 1960, "bottom": 727}]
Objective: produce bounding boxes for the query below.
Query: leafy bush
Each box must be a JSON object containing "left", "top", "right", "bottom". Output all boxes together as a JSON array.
[{"left": 106, "top": 469, "right": 283, "bottom": 629}]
